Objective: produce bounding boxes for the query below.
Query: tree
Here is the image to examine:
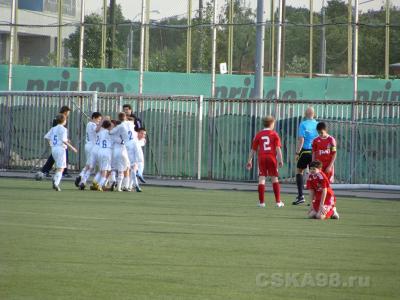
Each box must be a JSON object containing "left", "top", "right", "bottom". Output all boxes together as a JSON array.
[{"left": 64, "top": 4, "right": 129, "bottom": 68}]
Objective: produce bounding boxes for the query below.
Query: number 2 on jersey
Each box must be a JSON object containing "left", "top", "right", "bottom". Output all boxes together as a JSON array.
[{"left": 262, "top": 136, "right": 271, "bottom": 151}]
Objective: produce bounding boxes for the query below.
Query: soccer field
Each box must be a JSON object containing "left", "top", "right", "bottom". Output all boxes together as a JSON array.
[{"left": 0, "top": 179, "right": 399, "bottom": 300}]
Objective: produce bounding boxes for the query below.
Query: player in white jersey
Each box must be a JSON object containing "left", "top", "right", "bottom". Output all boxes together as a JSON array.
[
  {"left": 124, "top": 117, "right": 141, "bottom": 191},
  {"left": 75, "top": 112, "right": 102, "bottom": 189},
  {"left": 44, "top": 114, "right": 77, "bottom": 191},
  {"left": 110, "top": 113, "right": 131, "bottom": 191},
  {"left": 89, "top": 116, "right": 112, "bottom": 191},
  {"left": 96, "top": 120, "right": 114, "bottom": 191},
  {"left": 136, "top": 128, "right": 147, "bottom": 184}
]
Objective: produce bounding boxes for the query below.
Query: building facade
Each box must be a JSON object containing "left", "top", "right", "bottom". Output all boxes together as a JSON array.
[{"left": 0, "top": 0, "right": 80, "bottom": 66}]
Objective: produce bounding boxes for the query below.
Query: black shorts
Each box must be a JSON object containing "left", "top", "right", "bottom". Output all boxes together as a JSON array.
[{"left": 297, "top": 149, "right": 312, "bottom": 170}]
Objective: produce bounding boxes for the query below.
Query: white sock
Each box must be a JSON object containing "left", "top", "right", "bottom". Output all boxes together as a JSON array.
[
  {"left": 94, "top": 172, "right": 101, "bottom": 183},
  {"left": 117, "top": 174, "right": 124, "bottom": 190},
  {"left": 99, "top": 176, "right": 107, "bottom": 187},
  {"left": 81, "top": 169, "right": 91, "bottom": 184},
  {"left": 54, "top": 171, "right": 62, "bottom": 186},
  {"left": 138, "top": 163, "right": 144, "bottom": 176},
  {"left": 79, "top": 168, "right": 86, "bottom": 177},
  {"left": 110, "top": 171, "right": 116, "bottom": 182},
  {"left": 122, "top": 177, "right": 129, "bottom": 189},
  {"left": 131, "top": 171, "right": 139, "bottom": 188}
]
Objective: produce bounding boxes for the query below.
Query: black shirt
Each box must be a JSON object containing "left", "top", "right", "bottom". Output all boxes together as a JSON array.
[{"left": 130, "top": 113, "right": 143, "bottom": 132}]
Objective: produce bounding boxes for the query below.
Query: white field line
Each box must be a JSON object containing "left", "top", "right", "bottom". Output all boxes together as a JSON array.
[
  {"left": 0, "top": 222, "right": 95, "bottom": 231},
  {"left": 146, "top": 220, "right": 399, "bottom": 240},
  {"left": 0, "top": 210, "right": 110, "bottom": 220}
]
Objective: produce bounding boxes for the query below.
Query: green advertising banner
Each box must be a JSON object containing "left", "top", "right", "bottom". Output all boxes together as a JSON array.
[{"left": 1, "top": 65, "right": 399, "bottom": 101}]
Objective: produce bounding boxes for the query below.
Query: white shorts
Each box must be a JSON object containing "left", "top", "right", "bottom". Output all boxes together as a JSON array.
[
  {"left": 126, "top": 142, "right": 140, "bottom": 165},
  {"left": 89, "top": 146, "right": 100, "bottom": 169},
  {"left": 84, "top": 143, "right": 95, "bottom": 165},
  {"left": 52, "top": 146, "right": 66, "bottom": 169},
  {"left": 112, "top": 145, "right": 130, "bottom": 172},
  {"left": 98, "top": 148, "right": 112, "bottom": 171}
]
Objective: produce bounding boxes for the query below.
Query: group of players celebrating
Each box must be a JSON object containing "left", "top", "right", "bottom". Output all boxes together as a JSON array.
[
  {"left": 44, "top": 103, "right": 338, "bottom": 219},
  {"left": 44, "top": 104, "right": 146, "bottom": 193},
  {"left": 247, "top": 107, "right": 339, "bottom": 220}
]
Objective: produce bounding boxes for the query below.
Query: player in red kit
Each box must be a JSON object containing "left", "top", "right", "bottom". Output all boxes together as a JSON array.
[
  {"left": 312, "top": 122, "right": 337, "bottom": 183},
  {"left": 246, "top": 116, "right": 284, "bottom": 208},
  {"left": 307, "top": 160, "right": 339, "bottom": 219}
]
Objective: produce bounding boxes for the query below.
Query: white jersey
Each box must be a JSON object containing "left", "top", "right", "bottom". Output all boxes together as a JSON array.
[
  {"left": 97, "top": 128, "right": 113, "bottom": 150},
  {"left": 97, "top": 128, "right": 113, "bottom": 171},
  {"left": 135, "top": 140, "right": 144, "bottom": 162},
  {"left": 44, "top": 125, "right": 67, "bottom": 149},
  {"left": 85, "top": 121, "right": 98, "bottom": 146},
  {"left": 137, "top": 138, "right": 146, "bottom": 147},
  {"left": 125, "top": 121, "right": 137, "bottom": 145},
  {"left": 110, "top": 121, "right": 129, "bottom": 146}
]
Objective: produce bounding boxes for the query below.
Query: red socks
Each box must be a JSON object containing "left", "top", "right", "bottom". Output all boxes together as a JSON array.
[
  {"left": 258, "top": 184, "right": 265, "bottom": 204},
  {"left": 258, "top": 183, "right": 281, "bottom": 204},
  {"left": 272, "top": 182, "right": 281, "bottom": 203}
]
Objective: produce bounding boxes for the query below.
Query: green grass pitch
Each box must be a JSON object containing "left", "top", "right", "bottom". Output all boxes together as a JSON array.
[{"left": 0, "top": 178, "right": 399, "bottom": 300}]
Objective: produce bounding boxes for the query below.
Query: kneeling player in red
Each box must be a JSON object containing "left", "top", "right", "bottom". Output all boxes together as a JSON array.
[
  {"left": 307, "top": 160, "right": 339, "bottom": 219},
  {"left": 246, "top": 116, "right": 284, "bottom": 208}
]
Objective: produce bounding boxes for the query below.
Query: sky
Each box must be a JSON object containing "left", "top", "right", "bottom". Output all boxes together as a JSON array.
[{"left": 85, "top": 0, "right": 400, "bottom": 21}]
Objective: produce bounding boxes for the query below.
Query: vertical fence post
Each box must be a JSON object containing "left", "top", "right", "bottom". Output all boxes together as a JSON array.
[
  {"left": 347, "top": 0, "right": 352, "bottom": 76},
  {"left": 353, "top": 0, "right": 359, "bottom": 102},
  {"left": 254, "top": 0, "right": 265, "bottom": 99},
  {"left": 8, "top": 0, "right": 17, "bottom": 91},
  {"left": 227, "top": 0, "right": 234, "bottom": 74},
  {"left": 186, "top": 0, "right": 192, "bottom": 73},
  {"left": 271, "top": 0, "right": 275, "bottom": 76},
  {"left": 91, "top": 91, "right": 98, "bottom": 113},
  {"left": 144, "top": 0, "right": 150, "bottom": 72},
  {"left": 57, "top": 0, "right": 63, "bottom": 67},
  {"left": 78, "top": 0, "right": 85, "bottom": 92},
  {"left": 139, "top": 0, "right": 146, "bottom": 94},
  {"left": 197, "top": 95, "right": 203, "bottom": 180},
  {"left": 101, "top": 0, "right": 107, "bottom": 68},
  {"left": 276, "top": 0, "right": 283, "bottom": 101},
  {"left": 211, "top": 0, "right": 217, "bottom": 98},
  {"left": 207, "top": 99, "right": 214, "bottom": 179},
  {"left": 3, "top": 94, "right": 13, "bottom": 169},
  {"left": 350, "top": 0, "right": 359, "bottom": 184},
  {"left": 309, "top": 0, "right": 313, "bottom": 78},
  {"left": 385, "top": 0, "right": 390, "bottom": 79}
]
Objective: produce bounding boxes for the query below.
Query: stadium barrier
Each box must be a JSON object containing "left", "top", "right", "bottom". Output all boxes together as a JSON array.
[{"left": 0, "top": 91, "right": 399, "bottom": 185}]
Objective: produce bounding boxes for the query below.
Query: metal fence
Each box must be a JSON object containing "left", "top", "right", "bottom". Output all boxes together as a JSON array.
[
  {"left": 1, "top": 1, "right": 399, "bottom": 93},
  {"left": 1, "top": 91, "right": 399, "bottom": 185}
]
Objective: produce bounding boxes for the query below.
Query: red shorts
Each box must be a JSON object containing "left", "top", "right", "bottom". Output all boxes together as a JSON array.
[
  {"left": 258, "top": 156, "right": 278, "bottom": 177},
  {"left": 312, "top": 193, "right": 336, "bottom": 218}
]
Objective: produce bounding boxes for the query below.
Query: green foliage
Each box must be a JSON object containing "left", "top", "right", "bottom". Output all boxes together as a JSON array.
[
  {"left": 64, "top": 4, "right": 129, "bottom": 68},
  {"left": 64, "top": 0, "right": 400, "bottom": 75}
]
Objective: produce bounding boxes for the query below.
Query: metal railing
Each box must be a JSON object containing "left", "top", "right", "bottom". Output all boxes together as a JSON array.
[{"left": 1, "top": 91, "right": 399, "bottom": 185}]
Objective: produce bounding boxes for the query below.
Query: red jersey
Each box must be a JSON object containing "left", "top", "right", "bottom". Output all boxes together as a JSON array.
[
  {"left": 312, "top": 135, "right": 336, "bottom": 166},
  {"left": 306, "top": 172, "right": 335, "bottom": 201},
  {"left": 252, "top": 129, "right": 281, "bottom": 159}
]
